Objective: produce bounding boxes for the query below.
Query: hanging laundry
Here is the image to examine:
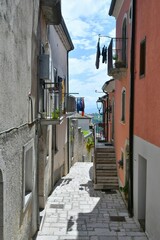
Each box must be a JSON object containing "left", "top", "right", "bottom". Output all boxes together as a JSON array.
[
  {"left": 77, "top": 97, "right": 85, "bottom": 116},
  {"left": 95, "top": 38, "right": 101, "bottom": 69},
  {"left": 102, "top": 45, "right": 107, "bottom": 64}
]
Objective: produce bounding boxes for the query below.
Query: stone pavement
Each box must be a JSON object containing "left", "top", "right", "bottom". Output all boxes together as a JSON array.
[{"left": 36, "top": 162, "right": 148, "bottom": 240}]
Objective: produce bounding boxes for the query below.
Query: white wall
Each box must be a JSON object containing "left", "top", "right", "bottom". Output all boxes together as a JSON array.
[{"left": 134, "top": 135, "right": 160, "bottom": 240}]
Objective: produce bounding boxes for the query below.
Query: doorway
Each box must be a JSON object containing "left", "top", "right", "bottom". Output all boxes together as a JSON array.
[{"left": 138, "top": 155, "right": 147, "bottom": 231}]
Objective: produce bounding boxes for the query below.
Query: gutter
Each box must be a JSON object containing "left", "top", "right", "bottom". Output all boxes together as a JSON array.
[{"left": 128, "top": 0, "right": 136, "bottom": 217}]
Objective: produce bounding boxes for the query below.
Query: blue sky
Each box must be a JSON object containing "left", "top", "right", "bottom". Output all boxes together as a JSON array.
[{"left": 62, "top": 0, "right": 115, "bottom": 113}]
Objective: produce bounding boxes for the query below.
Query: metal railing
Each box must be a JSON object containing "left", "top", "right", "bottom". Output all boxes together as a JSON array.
[{"left": 108, "top": 38, "right": 127, "bottom": 75}]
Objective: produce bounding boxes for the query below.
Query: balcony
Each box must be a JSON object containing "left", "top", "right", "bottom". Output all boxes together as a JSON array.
[
  {"left": 40, "top": 0, "right": 62, "bottom": 25},
  {"left": 39, "top": 81, "right": 77, "bottom": 125},
  {"left": 108, "top": 38, "right": 127, "bottom": 79},
  {"left": 39, "top": 81, "right": 64, "bottom": 125}
]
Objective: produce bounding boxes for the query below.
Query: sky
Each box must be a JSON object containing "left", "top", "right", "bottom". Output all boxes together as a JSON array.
[{"left": 62, "top": 0, "right": 115, "bottom": 113}]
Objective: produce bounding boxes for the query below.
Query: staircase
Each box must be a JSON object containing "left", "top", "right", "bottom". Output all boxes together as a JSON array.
[{"left": 94, "top": 144, "right": 119, "bottom": 190}]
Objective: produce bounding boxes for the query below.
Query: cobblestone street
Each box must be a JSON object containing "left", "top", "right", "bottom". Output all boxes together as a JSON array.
[{"left": 36, "top": 162, "right": 148, "bottom": 240}]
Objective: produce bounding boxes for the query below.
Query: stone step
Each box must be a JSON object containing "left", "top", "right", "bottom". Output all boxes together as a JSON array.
[
  {"left": 96, "top": 170, "right": 118, "bottom": 176},
  {"left": 96, "top": 160, "right": 116, "bottom": 164},
  {"left": 97, "top": 176, "right": 118, "bottom": 182},
  {"left": 96, "top": 149, "right": 115, "bottom": 154},
  {"left": 94, "top": 183, "right": 119, "bottom": 190},
  {"left": 96, "top": 164, "right": 117, "bottom": 170}
]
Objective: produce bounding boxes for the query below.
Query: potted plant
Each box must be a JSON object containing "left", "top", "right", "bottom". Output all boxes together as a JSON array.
[{"left": 52, "top": 109, "right": 60, "bottom": 119}]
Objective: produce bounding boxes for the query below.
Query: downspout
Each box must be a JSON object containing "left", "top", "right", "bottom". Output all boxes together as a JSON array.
[{"left": 128, "top": 0, "right": 136, "bottom": 216}]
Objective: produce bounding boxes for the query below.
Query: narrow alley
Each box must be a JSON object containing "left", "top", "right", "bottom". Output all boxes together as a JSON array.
[{"left": 36, "top": 162, "right": 148, "bottom": 240}]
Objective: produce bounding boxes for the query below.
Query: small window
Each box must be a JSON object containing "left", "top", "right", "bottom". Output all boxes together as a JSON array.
[
  {"left": 121, "top": 89, "right": 126, "bottom": 122},
  {"left": 23, "top": 139, "right": 35, "bottom": 210},
  {"left": 140, "top": 38, "right": 146, "bottom": 77},
  {"left": 52, "top": 125, "right": 58, "bottom": 153}
]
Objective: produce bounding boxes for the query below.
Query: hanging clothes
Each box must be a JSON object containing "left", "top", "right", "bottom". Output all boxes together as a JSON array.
[
  {"left": 102, "top": 45, "right": 107, "bottom": 64},
  {"left": 95, "top": 38, "right": 101, "bottom": 69},
  {"left": 77, "top": 97, "right": 85, "bottom": 115}
]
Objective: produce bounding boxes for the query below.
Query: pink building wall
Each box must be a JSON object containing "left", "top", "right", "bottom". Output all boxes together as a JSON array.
[
  {"left": 113, "top": 0, "right": 131, "bottom": 186},
  {"left": 134, "top": 1, "right": 160, "bottom": 147}
]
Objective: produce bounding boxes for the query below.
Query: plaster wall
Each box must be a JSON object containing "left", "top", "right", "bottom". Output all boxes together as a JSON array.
[
  {"left": 78, "top": 119, "right": 92, "bottom": 131},
  {"left": 0, "top": 126, "right": 38, "bottom": 240},
  {"left": 49, "top": 26, "right": 68, "bottom": 80},
  {"left": 0, "top": 0, "right": 39, "bottom": 239},
  {"left": 53, "top": 119, "right": 68, "bottom": 185},
  {"left": 134, "top": 135, "right": 160, "bottom": 240},
  {"left": 134, "top": 0, "right": 160, "bottom": 147},
  {"left": 0, "top": 0, "right": 39, "bottom": 132},
  {"left": 114, "top": 0, "right": 131, "bottom": 186}
]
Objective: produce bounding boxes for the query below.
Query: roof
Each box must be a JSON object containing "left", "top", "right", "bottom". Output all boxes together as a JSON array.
[
  {"left": 109, "top": 0, "right": 116, "bottom": 16},
  {"left": 68, "top": 112, "right": 93, "bottom": 119},
  {"left": 54, "top": 18, "right": 74, "bottom": 51}
]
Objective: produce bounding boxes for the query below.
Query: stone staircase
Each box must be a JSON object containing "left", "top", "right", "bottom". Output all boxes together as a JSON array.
[{"left": 94, "top": 145, "right": 119, "bottom": 190}]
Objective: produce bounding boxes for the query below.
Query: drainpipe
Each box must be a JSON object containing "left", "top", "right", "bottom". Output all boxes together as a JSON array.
[{"left": 128, "top": 0, "right": 136, "bottom": 216}]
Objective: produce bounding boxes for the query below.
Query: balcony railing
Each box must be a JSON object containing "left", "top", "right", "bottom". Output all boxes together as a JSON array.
[
  {"left": 39, "top": 81, "right": 64, "bottom": 125},
  {"left": 108, "top": 38, "right": 127, "bottom": 79},
  {"left": 39, "top": 81, "right": 77, "bottom": 124}
]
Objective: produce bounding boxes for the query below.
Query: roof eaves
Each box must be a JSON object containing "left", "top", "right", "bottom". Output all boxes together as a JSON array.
[{"left": 109, "top": 0, "right": 116, "bottom": 16}]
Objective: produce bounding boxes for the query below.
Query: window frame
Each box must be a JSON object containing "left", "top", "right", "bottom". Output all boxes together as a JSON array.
[
  {"left": 121, "top": 88, "right": 126, "bottom": 123},
  {"left": 23, "top": 139, "right": 35, "bottom": 211},
  {"left": 139, "top": 37, "right": 146, "bottom": 77}
]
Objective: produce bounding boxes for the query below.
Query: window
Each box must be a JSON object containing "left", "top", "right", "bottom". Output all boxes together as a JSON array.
[
  {"left": 122, "top": 18, "right": 127, "bottom": 65},
  {"left": 52, "top": 125, "right": 58, "bottom": 153},
  {"left": 140, "top": 38, "right": 146, "bottom": 76},
  {"left": 23, "top": 139, "right": 35, "bottom": 209},
  {"left": 121, "top": 89, "right": 126, "bottom": 122}
]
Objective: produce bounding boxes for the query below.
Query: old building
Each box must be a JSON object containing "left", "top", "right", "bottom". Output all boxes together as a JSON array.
[
  {"left": 108, "top": 0, "right": 160, "bottom": 239},
  {"left": 0, "top": 0, "right": 40, "bottom": 239},
  {"left": 0, "top": 0, "right": 74, "bottom": 239}
]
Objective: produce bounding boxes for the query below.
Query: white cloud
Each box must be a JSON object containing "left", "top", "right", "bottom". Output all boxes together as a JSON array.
[{"left": 62, "top": 0, "right": 115, "bottom": 113}]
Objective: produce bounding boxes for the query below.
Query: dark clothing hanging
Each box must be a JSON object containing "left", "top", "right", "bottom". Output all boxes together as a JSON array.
[
  {"left": 102, "top": 45, "right": 107, "bottom": 64},
  {"left": 95, "top": 38, "right": 100, "bottom": 69}
]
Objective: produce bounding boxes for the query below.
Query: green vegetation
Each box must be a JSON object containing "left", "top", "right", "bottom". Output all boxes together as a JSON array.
[
  {"left": 52, "top": 109, "right": 60, "bottom": 119},
  {"left": 86, "top": 137, "right": 94, "bottom": 153},
  {"left": 82, "top": 130, "right": 90, "bottom": 136}
]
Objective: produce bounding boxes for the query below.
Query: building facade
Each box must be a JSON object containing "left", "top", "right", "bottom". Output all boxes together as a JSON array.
[
  {"left": 108, "top": 0, "right": 131, "bottom": 195},
  {"left": 0, "top": 0, "right": 40, "bottom": 239},
  {"left": 0, "top": 0, "right": 74, "bottom": 239},
  {"left": 108, "top": 0, "right": 160, "bottom": 239}
]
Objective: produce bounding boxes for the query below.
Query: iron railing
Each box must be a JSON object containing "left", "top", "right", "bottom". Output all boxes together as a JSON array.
[{"left": 108, "top": 38, "right": 127, "bottom": 76}]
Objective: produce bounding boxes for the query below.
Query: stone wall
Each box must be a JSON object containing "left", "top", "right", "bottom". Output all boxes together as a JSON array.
[{"left": 69, "top": 119, "right": 94, "bottom": 166}]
